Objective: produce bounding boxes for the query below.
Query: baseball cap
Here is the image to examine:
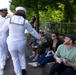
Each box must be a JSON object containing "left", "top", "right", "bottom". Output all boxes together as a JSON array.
[
  {"left": 0, "top": 7, "right": 7, "bottom": 11},
  {"left": 65, "top": 34, "right": 76, "bottom": 43}
]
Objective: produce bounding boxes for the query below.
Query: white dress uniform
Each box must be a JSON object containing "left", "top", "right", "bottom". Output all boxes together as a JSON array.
[
  {"left": 0, "top": 14, "right": 41, "bottom": 75},
  {"left": 0, "top": 15, "right": 8, "bottom": 70}
]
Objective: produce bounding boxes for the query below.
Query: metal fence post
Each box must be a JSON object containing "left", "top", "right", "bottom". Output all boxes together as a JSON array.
[{"left": 60, "top": 22, "right": 62, "bottom": 34}]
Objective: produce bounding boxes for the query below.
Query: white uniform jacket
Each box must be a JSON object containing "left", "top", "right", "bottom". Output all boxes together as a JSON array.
[{"left": 0, "top": 15, "right": 41, "bottom": 43}]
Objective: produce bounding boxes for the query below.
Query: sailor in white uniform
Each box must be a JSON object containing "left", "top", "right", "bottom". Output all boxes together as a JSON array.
[
  {"left": 0, "top": 7, "right": 8, "bottom": 71},
  {"left": 0, "top": 6, "right": 41, "bottom": 75}
]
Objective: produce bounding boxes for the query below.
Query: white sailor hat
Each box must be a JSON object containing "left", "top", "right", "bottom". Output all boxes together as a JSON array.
[
  {"left": 0, "top": 7, "right": 7, "bottom": 11},
  {"left": 16, "top": 6, "right": 26, "bottom": 13}
]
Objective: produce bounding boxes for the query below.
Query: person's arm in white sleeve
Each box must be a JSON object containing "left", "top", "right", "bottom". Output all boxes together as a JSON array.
[
  {"left": 0, "top": 18, "right": 9, "bottom": 33},
  {"left": 25, "top": 20, "right": 41, "bottom": 39}
]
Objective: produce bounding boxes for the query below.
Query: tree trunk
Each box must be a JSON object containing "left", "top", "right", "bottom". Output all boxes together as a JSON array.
[{"left": 35, "top": 12, "right": 39, "bottom": 32}]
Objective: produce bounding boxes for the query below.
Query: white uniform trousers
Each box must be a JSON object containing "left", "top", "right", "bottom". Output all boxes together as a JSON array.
[
  {"left": 0, "top": 36, "right": 8, "bottom": 69},
  {"left": 7, "top": 40, "right": 26, "bottom": 75}
]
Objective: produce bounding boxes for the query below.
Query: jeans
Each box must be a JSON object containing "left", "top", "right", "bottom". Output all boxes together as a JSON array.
[{"left": 37, "top": 52, "right": 55, "bottom": 66}]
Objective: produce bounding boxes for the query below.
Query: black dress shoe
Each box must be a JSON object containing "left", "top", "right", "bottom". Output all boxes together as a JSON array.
[
  {"left": 38, "top": 64, "right": 45, "bottom": 68},
  {"left": 22, "top": 69, "right": 26, "bottom": 75}
]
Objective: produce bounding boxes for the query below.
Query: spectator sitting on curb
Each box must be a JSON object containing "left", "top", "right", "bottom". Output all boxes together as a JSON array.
[
  {"left": 49, "top": 34, "right": 76, "bottom": 75},
  {"left": 27, "top": 30, "right": 48, "bottom": 61}
]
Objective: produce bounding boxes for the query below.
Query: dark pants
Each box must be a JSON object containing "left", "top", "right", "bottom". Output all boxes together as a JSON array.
[
  {"left": 37, "top": 52, "right": 55, "bottom": 66},
  {"left": 49, "top": 62, "right": 75, "bottom": 75}
]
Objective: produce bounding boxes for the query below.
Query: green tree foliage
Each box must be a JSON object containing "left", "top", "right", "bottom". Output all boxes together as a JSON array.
[
  {"left": 9, "top": 0, "right": 49, "bottom": 32},
  {"left": 44, "top": 0, "right": 76, "bottom": 22},
  {"left": 9, "top": 0, "right": 76, "bottom": 31},
  {"left": 39, "top": 6, "right": 64, "bottom": 22}
]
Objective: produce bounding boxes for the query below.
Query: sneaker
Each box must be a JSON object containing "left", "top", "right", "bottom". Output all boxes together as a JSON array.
[
  {"left": 32, "top": 54, "right": 39, "bottom": 61},
  {"left": 28, "top": 62, "right": 37, "bottom": 67},
  {"left": 29, "top": 54, "right": 35, "bottom": 59}
]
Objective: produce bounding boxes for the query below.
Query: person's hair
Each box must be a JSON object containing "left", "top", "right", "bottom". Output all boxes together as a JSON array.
[
  {"left": 0, "top": 10, "right": 7, "bottom": 12},
  {"left": 52, "top": 31, "right": 59, "bottom": 39},
  {"left": 14, "top": 10, "right": 26, "bottom": 19}
]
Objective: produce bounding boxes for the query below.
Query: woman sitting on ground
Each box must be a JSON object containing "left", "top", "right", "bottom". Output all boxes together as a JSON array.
[{"left": 28, "top": 32, "right": 63, "bottom": 67}]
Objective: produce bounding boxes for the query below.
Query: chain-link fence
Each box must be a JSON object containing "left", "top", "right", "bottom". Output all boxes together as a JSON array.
[{"left": 40, "top": 22, "right": 76, "bottom": 35}]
